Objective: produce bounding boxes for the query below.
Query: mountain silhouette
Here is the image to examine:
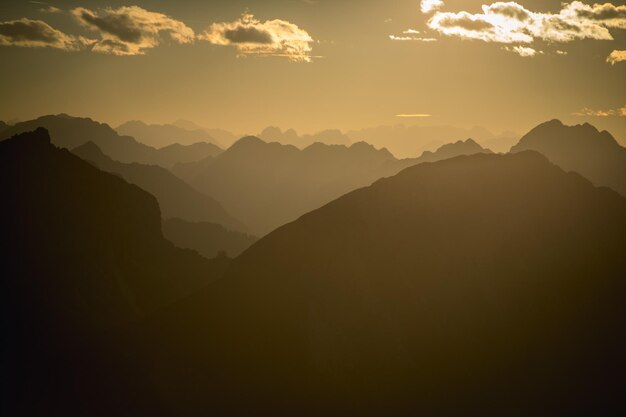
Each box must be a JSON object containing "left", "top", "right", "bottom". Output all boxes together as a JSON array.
[
  {"left": 1, "top": 128, "right": 230, "bottom": 416},
  {"left": 348, "top": 124, "right": 516, "bottom": 157},
  {"left": 172, "top": 119, "right": 239, "bottom": 148},
  {"left": 172, "top": 137, "right": 400, "bottom": 235},
  {"left": 162, "top": 218, "right": 257, "bottom": 259},
  {"left": 117, "top": 120, "right": 223, "bottom": 149},
  {"left": 0, "top": 114, "right": 222, "bottom": 168},
  {"left": 511, "top": 119, "right": 626, "bottom": 196},
  {"left": 145, "top": 151, "right": 626, "bottom": 416},
  {"left": 0, "top": 120, "right": 7, "bottom": 132},
  {"left": 260, "top": 126, "right": 352, "bottom": 147},
  {"left": 73, "top": 141, "right": 244, "bottom": 231}
]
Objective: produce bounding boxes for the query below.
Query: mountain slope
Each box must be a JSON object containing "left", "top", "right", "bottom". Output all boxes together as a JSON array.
[
  {"left": 173, "top": 137, "right": 399, "bottom": 235},
  {"left": 260, "top": 126, "right": 352, "bottom": 147},
  {"left": 0, "top": 114, "right": 222, "bottom": 167},
  {"left": 511, "top": 119, "right": 626, "bottom": 195},
  {"left": 146, "top": 151, "right": 626, "bottom": 416},
  {"left": 162, "top": 218, "right": 257, "bottom": 259},
  {"left": 1, "top": 128, "right": 229, "bottom": 416},
  {"left": 117, "top": 120, "right": 222, "bottom": 149},
  {"left": 73, "top": 141, "right": 244, "bottom": 231}
]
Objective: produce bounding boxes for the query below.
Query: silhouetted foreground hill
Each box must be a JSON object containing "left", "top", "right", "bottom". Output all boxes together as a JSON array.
[
  {"left": 511, "top": 119, "right": 626, "bottom": 196},
  {"left": 162, "top": 218, "right": 257, "bottom": 259},
  {"left": 173, "top": 137, "right": 401, "bottom": 235},
  {"left": 73, "top": 141, "right": 244, "bottom": 231},
  {"left": 1, "top": 129, "right": 229, "bottom": 416},
  {"left": 117, "top": 120, "right": 223, "bottom": 149},
  {"left": 145, "top": 151, "right": 626, "bottom": 416},
  {"left": 0, "top": 115, "right": 222, "bottom": 167}
]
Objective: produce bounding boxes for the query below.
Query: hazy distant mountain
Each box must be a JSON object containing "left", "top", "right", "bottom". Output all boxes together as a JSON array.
[
  {"left": 146, "top": 151, "right": 626, "bottom": 416},
  {"left": 173, "top": 137, "right": 399, "bottom": 235},
  {"left": 2, "top": 129, "right": 229, "bottom": 416},
  {"left": 511, "top": 120, "right": 626, "bottom": 196},
  {"left": 348, "top": 124, "right": 515, "bottom": 158},
  {"left": 173, "top": 119, "right": 239, "bottom": 148},
  {"left": 73, "top": 141, "right": 244, "bottom": 231},
  {"left": 0, "top": 114, "right": 222, "bottom": 168},
  {"left": 162, "top": 218, "right": 257, "bottom": 259},
  {"left": 413, "top": 138, "right": 492, "bottom": 163},
  {"left": 260, "top": 126, "right": 352, "bottom": 147},
  {"left": 0, "top": 120, "right": 7, "bottom": 132},
  {"left": 117, "top": 120, "right": 223, "bottom": 149}
]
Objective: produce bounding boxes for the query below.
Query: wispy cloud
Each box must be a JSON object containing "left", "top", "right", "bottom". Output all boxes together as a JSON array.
[
  {"left": 573, "top": 105, "right": 626, "bottom": 117},
  {"left": 71, "top": 6, "right": 194, "bottom": 56},
  {"left": 504, "top": 45, "right": 541, "bottom": 57},
  {"left": 396, "top": 114, "right": 432, "bottom": 118},
  {"left": 0, "top": 18, "right": 79, "bottom": 51},
  {"left": 607, "top": 50, "right": 626, "bottom": 65},
  {"left": 199, "top": 13, "right": 314, "bottom": 62}
]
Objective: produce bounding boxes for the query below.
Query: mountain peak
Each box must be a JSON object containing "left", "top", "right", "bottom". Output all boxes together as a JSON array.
[{"left": 2, "top": 127, "right": 51, "bottom": 148}]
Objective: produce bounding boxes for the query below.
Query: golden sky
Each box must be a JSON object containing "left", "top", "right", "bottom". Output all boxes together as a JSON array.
[{"left": 1, "top": 0, "right": 624, "bottom": 140}]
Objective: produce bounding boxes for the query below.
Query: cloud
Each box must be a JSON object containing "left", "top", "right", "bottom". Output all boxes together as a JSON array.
[
  {"left": 199, "top": 13, "right": 314, "bottom": 62},
  {"left": 390, "top": 29, "right": 437, "bottom": 42},
  {"left": 426, "top": 1, "right": 626, "bottom": 49},
  {"left": 421, "top": 1, "right": 445, "bottom": 14},
  {"left": 0, "top": 18, "right": 79, "bottom": 50},
  {"left": 504, "top": 45, "right": 540, "bottom": 57},
  {"left": 40, "top": 6, "right": 62, "bottom": 14},
  {"left": 607, "top": 49, "right": 626, "bottom": 65},
  {"left": 71, "top": 6, "right": 194, "bottom": 56},
  {"left": 573, "top": 105, "right": 626, "bottom": 117}
]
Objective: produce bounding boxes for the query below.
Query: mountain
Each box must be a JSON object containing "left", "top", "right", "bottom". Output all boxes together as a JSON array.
[
  {"left": 413, "top": 138, "right": 493, "bottom": 163},
  {"left": 0, "top": 114, "right": 221, "bottom": 168},
  {"left": 1, "top": 128, "right": 229, "bottom": 416},
  {"left": 73, "top": 141, "right": 244, "bottom": 231},
  {"left": 162, "top": 218, "right": 257, "bottom": 259},
  {"left": 347, "top": 124, "right": 513, "bottom": 158},
  {"left": 511, "top": 119, "right": 626, "bottom": 196},
  {"left": 117, "top": 120, "right": 223, "bottom": 149},
  {"left": 260, "top": 126, "right": 352, "bottom": 147},
  {"left": 145, "top": 151, "right": 626, "bottom": 416},
  {"left": 172, "top": 119, "right": 239, "bottom": 148},
  {"left": 173, "top": 137, "right": 400, "bottom": 235},
  {"left": 0, "top": 120, "right": 7, "bottom": 132}
]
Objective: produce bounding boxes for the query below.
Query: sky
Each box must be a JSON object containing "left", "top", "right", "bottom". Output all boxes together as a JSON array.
[{"left": 0, "top": 0, "right": 625, "bottom": 141}]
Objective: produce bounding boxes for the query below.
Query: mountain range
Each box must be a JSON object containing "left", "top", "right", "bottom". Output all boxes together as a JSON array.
[
  {"left": 347, "top": 124, "right": 517, "bottom": 157},
  {"left": 116, "top": 120, "right": 223, "bottom": 149},
  {"left": 0, "top": 115, "right": 222, "bottom": 168},
  {"left": 143, "top": 150, "right": 626, "bottom": 416},
  {"left": 511, "top": 119, "right": 626, "bottom": 196},
  {"left": 259, "top": 126, "right": 352, "bottom": 147},
  {"left": 72, "top": 141, "right": 244, "bottom": 232},
  {"left": 173, "top": 136, "right": 494, "bottom": 235}
]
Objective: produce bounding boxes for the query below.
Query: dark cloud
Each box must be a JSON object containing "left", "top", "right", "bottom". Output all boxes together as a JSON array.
[
  {"left": 76, "top": 9, "right": 143, "bottom": 43},
  {"left": 0, "top": 18, "right": 78, "bottom": 50},
  {"left": 224, "top": 26, "right": 274, "bottom": 44}
]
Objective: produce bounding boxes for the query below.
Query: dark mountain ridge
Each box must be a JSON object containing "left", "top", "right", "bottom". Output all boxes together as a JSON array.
[
  {"left": 145, "top": 151, "right": 626, "bottom": 416},
  {"left": 1, "top": 128, "right": 229, "bottom": 416}
]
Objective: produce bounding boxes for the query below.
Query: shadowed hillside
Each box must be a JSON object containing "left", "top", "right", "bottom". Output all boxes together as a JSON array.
[
  {"left": 73, "top": 141, "right": 244, "bottom": 232},
  {"left": 0, "top": 115, "right": 222, "bottom": 168},
  {"left": 162, "top": 218, "right": 257, "bottom": 259},
  {"left": 145, "top": 151, "right": 626, "bottom": 416},
  {"left": 1, "top": 129, "right": 230, "bottom": 416},
  {"left": 511, "top": 119, "right": 626, "bottom": 196}
]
